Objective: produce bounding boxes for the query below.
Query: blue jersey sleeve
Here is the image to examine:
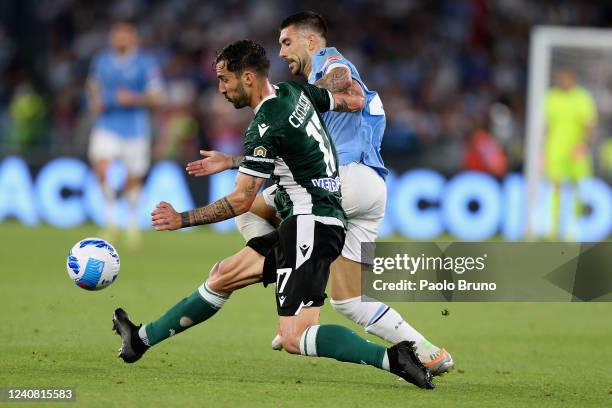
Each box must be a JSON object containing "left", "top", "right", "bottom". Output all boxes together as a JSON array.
[{"left": 310, "top": 48, "right": 351, "bottom": 83}]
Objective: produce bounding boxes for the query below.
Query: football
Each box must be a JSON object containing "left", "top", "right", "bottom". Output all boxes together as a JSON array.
[{"left": 66, "top": 238, "right": 120, "bottom": 290}]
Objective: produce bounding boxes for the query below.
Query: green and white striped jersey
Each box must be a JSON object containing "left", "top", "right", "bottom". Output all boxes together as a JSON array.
[{"left": 238, "top": 81, "right": 346, "bottom": 227}]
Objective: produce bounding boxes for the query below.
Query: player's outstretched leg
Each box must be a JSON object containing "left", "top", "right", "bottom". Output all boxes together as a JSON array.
[
  {"left": 112, "top": 247, "right": 263, "bottom": 363},
  {"left": 238, "top": 198, "right": 453, "bottom": 376},
  {"left": 279, "top": 308, "right": 434, "bottom": 389},
  {"left": 329, "top": 256, "right": 454, "bottom": 376}
]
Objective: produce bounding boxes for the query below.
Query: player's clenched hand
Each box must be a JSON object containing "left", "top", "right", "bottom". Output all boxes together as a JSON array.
[
  {"left": 151, "top": 201, "right": 181, "bottom": 231},
  {"left": 186, "top": 150, "right": 232, "bottom": 177}
]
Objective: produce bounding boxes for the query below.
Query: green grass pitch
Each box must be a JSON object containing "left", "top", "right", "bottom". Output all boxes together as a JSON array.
[{"left": 1, "top": 221, "right": 611, "bottom": 407}]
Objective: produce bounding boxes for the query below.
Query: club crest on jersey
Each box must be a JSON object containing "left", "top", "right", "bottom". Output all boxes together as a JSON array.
[{"left": 253, "top": 146, "right": 267, "bottom": 158}]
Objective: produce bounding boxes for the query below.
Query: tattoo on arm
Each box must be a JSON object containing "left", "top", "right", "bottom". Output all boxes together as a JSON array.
[
  {"left": 334, "top": 98, "right": 351, "bottom": 112},
  {"left": 315, "top": 67, "right": 351, "bottom": 93},
  {"left": 180, "top": 197, "right": 237, "bottom": 228},
  {"left": 244, "top": 176, "right": 258, "bottom": 195},
  {"left": 231, "top": 155, "right": 244, "bottom": 169}
]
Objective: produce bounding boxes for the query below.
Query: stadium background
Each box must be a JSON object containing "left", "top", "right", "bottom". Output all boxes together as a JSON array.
[{"left": 1, "top": 0, "right": 611, "bottom": 240}]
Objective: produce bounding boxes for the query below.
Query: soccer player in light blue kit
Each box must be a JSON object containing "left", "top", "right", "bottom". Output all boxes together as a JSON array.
[
  {"left": 186, "top": 12, "right": 453, "bottom": 375},
  {"left": 87, "top": 19, "right": 164, "bottom": 249}
]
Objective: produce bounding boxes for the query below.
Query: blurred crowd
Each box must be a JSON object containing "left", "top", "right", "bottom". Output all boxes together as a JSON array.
[{"left": 1, "top": 0, "right": 612, "bottom": 174}]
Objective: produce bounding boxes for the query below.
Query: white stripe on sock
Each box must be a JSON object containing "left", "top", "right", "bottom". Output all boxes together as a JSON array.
[
  {"left": 299, "top": 325, "right": 319, "bottom": 357},
  {"left": 197, "top": 281, "right": 228, "bottom": 309},
  {"left": 382, "top": 351, "right": 390, "bottom": 371},
  {"left": 138, "top": 324, "right": 150, "bottom": 347}
]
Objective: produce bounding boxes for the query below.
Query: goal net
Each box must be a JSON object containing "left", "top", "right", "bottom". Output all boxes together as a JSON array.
[{"left": 525, "top": 26, "right": 612, "bottom": 241}]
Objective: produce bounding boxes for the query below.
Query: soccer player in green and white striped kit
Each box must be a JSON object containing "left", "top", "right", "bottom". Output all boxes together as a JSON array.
[{"left": 112, "top": 39, "right": 434, "bottom": 389}]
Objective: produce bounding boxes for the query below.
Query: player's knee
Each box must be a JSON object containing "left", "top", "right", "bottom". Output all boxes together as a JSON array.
[
  {"left": 330, "top": 297, "right": 371, "bottom": 327},
  {"left": 235, "top": 212, "right": 275, "bottom": 242},
  {"left": 206, "top": 262, "right": 230, "bottom": 294}
]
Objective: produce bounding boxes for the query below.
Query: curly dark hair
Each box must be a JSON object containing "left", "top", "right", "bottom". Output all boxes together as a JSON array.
[
  {"left": 280, "top": 11, "right": 327, "bottom": 40},
  {"left": 214, "top": 39, "right": 270, "bottom": 76}
]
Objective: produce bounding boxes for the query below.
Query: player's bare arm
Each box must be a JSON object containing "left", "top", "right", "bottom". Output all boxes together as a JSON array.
[
  {"left": 314, "top": 66, "right": 352, "bottom": 93},
  {"left": 151, "top": 173, "right": 264, "bottom": 230},
  {"left": 186, "top": 151, "right": 244, "bottom": 177},
  {"left": 315, "top": 66, "right": 365, "bottom": 111},
  {"left": 116, "top": 88, "right": 164, "bottom": 109},
  {"left": 331, "top": 88, "right": 365, "bottom": 112},
  {"left": 86, "top": 78, "right": 104, "bottom": 115}
]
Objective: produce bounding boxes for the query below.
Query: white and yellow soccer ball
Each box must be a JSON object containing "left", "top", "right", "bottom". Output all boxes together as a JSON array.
[{"left": 66, "top": 238, "right": 120, "bottom": 290}]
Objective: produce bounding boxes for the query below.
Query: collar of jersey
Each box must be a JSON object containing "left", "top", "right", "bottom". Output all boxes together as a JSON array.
[{"left": 253, "top": 85, "right": 279, "bottom": 115}]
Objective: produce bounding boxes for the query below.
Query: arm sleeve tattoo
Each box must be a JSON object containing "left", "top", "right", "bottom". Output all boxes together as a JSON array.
[
  {"left": 180, "top": 197, "right": 237, "bottom": 228},
  {"left": 314, "top": 67, "right": 352, "bottom": 93}
]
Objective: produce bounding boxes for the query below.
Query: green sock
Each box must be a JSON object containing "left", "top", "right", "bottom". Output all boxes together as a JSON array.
[
  {"left": 300, "top": 324, "right": 386, "bottom": 369},
  {"left": 143, "top": 282, "right": 227, "bottom": 346}
]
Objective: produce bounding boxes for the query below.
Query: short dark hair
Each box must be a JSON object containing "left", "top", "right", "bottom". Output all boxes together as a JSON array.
[
  {"left": 214, "top": 39, "right": 270, "bottom": 76},
  {"left": 280, "top": 11, "right": 327, "bottom": 40},
  {"left": 112, "top": 17, "right": 137, "bottom": 28}
]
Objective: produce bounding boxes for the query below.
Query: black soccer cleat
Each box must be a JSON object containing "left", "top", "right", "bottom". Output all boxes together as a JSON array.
[
  {"left": 112, "top": 308, "right": 149, "bottom": 363},
  {"left": 388, "top": 341, "right": 435, "bottom": 389}
]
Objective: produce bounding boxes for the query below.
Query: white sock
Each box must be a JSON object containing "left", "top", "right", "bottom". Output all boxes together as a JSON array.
[
  {"left": 125, "top": 187, "right": 141, "bottom": 233},
  {"left": 235, "top": 211, "right": 275, "bottom": 241},
  {"left": 331, "top": 297, "right": 432, "bottom": 349},
  {"left": 102, "top": 184, "right": 116, "bottom": 228}
]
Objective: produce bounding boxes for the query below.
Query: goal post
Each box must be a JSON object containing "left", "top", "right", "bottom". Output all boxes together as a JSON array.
[{"left": 525, "top": 26, "right": 612, "bottom": 239}]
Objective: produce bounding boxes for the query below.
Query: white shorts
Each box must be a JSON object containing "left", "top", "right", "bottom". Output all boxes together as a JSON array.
[
  {"left": 88, "top": 128, "right": 150, "bottom": 178},
  {"left": 262, "top": 162, "right": 386, "bottom": 262}
]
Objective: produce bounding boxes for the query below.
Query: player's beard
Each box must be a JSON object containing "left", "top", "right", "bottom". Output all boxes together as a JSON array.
[
  {"left": 288, "top": 55, "right": 307, "bottom": 77},
  {"left": 226, "top": 82, "right": 250, "bottom": 109},
  {"left": 288, "top": 59, "right": 301, "bottom": 75}
]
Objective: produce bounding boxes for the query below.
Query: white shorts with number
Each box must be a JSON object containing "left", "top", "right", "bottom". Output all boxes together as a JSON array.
[
  {"left": 88, "top": 128, "right": 150, "bottom": 178},
  {"left": 262, "top": 162, "right": 386, "bottom": 263}
]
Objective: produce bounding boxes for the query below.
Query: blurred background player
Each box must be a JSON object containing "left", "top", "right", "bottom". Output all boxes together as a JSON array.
[
  {"left": 87, "top": 19, "right": 164, "bottom": 249},
  {"left": 186, "top": 11, "right": 453, "bottom": 375},
  {"left": 544, "top": 66, "right": 597, "bottom": 239}
]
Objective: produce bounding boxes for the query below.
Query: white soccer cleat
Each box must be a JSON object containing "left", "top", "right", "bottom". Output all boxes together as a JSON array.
[{"left": 271, "top": 334, "right": 283, "bottom": 350}]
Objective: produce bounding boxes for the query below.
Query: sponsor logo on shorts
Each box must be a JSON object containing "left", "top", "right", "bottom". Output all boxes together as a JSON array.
[
  {"left": 299, "top": 244, "right": 310, "bottom": 257},
  {"left": 311, "top": 177, "right": 340, "bottom": 192}
]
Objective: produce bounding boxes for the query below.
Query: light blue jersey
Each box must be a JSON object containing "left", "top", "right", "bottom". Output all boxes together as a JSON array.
[
  {"left": 309, "top": 47, "right": 387, "bottom": 178},
  {"left": 89, "top": 49, "right": 162, "bottom": 139}
]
